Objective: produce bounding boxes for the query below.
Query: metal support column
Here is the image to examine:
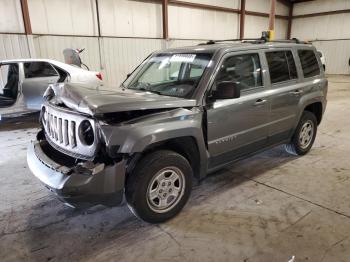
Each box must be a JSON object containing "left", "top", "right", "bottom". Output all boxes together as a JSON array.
[
  {"left": 287, "top": 3, "right": 294, "bottom": 39},
  {"left": 162, "top": 0, "right": 169, "bottom": 40},
  {"left": 239, "top": 0, "right": 246, "bottom": 39},
  {"left": 268, "top": 0, "right": 276, "bottom": 40}
]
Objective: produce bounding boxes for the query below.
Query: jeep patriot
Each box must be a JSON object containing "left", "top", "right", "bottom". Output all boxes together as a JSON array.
[{"left": 27, "top": 40, "right": 327, "bottom": 223}]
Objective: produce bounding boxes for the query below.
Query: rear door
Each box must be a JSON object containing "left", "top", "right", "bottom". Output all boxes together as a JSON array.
[
  {"left": 264, "top": 49, "right": 301, "bottom": 143},
  {"left": 206, "top": 51, "right": 270, "bottom": 168},
  {"left": 22, "top": 62, "right": 59, "bottom": 110}
]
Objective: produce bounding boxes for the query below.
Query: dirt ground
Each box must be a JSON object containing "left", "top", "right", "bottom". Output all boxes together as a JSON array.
[{"left": 0, "top": 75, "right": 349, "bottom": 262}]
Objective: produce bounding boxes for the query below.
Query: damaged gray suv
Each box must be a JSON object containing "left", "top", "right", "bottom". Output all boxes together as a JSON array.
[{"left": 27, "top": 40, "right": 327, "bottom": 223}]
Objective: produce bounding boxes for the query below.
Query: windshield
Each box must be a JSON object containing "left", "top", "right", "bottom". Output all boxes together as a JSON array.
[{"left": 124, "top": 53, "right": 212, "bottom": 98}]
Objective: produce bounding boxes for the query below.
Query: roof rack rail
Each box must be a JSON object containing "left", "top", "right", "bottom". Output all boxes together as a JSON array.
[
  {"left": 269, "top": 38, "right": 311, "bottom": 44},
  {"left": 198, "top": 32, "right": 311, "bottom": 46},
  {"left": 198, "top": 37, "right": 266, "bottom": 45}
]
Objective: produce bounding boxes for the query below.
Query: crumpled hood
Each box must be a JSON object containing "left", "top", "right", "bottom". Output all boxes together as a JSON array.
[{"left": 46, "top": 83, "right": 197, "bottom": 116}]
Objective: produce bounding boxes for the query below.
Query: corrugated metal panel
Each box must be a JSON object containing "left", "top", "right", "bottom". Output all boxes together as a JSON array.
[
  {"left": 100, "top": 37, "right": 164, "bottom": 87},
  {"left": 98, "top": 0, "right": 162, "bottom": 38},
  {"left": 246, "top": 0, "right": 289, "bottom": 16},
  {"left": 294, "top": 0, "right": 350, "bottom": 16},
  {"left": 0, "top": 0, "right": 24, "bottom": 33},
  {"left": 169, "top": 5, "right": 239, "bottom": 40},
  {"left": 292, "top": 14, "right": 350, "bottom": 40},
  {"left": 33, "top": 35, "right": 101, "bottom": 71},
  {"left": 313, "top": 40, "right": 350, "bottom": 74},
  {"left": 0, "top": 34, "right": 33, "bottom": 87},
  {"left": 245, "top": 16, "right": 287, "bottom": 39},
  {"left": 28, "top": 0, "right": 98, "bottom": 36},
  {"left": 166, "top": 39, "right": 203, "bottom": 49},
  {"left": 0, "top": 34, "right": 32, "bottom": 59},
  {"left": 181, "top": 0, "right": 240, "bottom": 9},
  {"left": 275, "top": 18, "right": 288, "bottom": 39}
]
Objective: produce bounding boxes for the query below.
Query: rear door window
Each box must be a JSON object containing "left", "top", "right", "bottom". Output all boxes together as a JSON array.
[
  {"left": 24, "top": 62, "right": 58, "bottom": 78},
  {"left": 266, "top": 50, "right": 298, "bottom": 84},
  {"left": 298, "top": 50, "right": 320, "bottom": 78}
]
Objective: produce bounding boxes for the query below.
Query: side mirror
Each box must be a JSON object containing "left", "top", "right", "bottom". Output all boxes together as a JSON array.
[{"left": 212, "top": 81, "right": 240, "bottom": 100}]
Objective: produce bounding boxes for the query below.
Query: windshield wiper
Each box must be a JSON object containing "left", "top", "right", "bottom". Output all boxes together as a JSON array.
[{"left": 138, "top": 88, "right": 162, "bottom": 95}]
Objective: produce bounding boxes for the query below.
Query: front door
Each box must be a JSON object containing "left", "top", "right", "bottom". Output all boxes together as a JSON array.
[
  {"left": 22, "top": 62, "right": 59, "bottom": 110},
  {"left": 206, "top": 51, "right": 270, "bottom": 168}
]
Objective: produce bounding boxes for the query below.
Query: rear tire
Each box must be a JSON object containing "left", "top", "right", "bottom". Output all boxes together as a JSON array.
[
  {"left": 285, "top": 111, "right": 318, "bottom": 156},
  {"left": 125, "top": 150, "right": 192, "bottom": 223}
]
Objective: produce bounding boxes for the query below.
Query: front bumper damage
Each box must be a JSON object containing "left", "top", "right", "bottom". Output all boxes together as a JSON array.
[{"left": 27, "top": 139, "right": 126, "bottom": 208}]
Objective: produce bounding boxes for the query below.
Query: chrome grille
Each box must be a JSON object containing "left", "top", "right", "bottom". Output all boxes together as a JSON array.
[
  {"left": 46, "top": 113, "right": 76, "bottom": 148},
  {"left": 42, "top": 104, "right": 98, "bottom": 160}
]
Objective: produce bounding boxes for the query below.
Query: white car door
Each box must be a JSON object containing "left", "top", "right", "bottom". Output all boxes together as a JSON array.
[{"left": 22, "top": 62, "right": 59, "bottom": 110}]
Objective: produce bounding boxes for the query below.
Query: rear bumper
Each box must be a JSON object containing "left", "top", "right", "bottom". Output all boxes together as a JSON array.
[{"left": 27, "top": 140, "right": 126, "bottom": 208}]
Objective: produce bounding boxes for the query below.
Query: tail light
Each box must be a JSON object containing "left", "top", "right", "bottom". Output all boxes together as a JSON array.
[{"left": 96, "top": 72, "right": 103, "bottom": 81}]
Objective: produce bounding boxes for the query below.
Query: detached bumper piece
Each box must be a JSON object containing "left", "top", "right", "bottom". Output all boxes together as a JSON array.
[{"left": 27, "top": 140, "right": 126, "bottom": 208}]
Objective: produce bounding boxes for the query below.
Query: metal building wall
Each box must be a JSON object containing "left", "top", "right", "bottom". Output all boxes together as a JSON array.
[
  {"left": 180, "top": 0, "right": 239, "bottom": 9},
  {"left": 98, "top": 0, "right": 162, "bottom": 38},
  {"left": 0, "top": 0, "right": 24, "bottom": 33},
  {"left": 245, "top": 16, "right": 287, "bottom": 39},
  {"left": 168, "top": 5, "right": 239, "bottom": 40},
  {"left": 27, "top": 0, "right": 99, "bottom": 36},
  {"left": 292, "top": 14, "right": 350, "bottom": 40},
  {"left": 292, "top": 0, "right": 350, "bottom": 74},
  {"left": 293, "top": 0, "right": 350, "bottom": 15},
  {"left": 246, "top": 0, "right": 289, "bottom": 16},
  {"left": 313, "top": 40, "right": 350, "bottom": 75}
]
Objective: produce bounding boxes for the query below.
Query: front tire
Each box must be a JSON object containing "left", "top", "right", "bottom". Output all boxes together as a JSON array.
[
  {"left": 125, "top": 150, "right": 192, "bottom": 223},
  {"left": 285, "top": 111, "right": 318, "bottom": 156}
]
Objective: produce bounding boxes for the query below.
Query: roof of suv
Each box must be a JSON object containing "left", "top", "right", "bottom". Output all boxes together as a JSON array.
[{"left": 161, "top": 41, "right": 314, "bottom": 54}]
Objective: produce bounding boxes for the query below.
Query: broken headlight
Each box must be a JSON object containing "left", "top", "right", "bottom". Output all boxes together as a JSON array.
[{"left": 78, "top": 120, "right": 94, "bottom": 146}]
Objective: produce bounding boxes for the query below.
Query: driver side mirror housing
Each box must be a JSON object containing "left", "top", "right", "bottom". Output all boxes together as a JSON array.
[{"left": 212, "top": 81, "right": 240, "bottom": 100}]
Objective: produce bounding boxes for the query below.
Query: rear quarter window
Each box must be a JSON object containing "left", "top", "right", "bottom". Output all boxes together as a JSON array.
[{"left": 298, "top": 50, "right": 320, "bottom": 78}]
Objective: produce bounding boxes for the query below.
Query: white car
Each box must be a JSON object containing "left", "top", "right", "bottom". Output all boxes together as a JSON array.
[
  {"left": 0, "top": 58, "right": 103, "bottom": 122},
  {"left": 317, "top": 50, "right": 326, "bottom": 71}
]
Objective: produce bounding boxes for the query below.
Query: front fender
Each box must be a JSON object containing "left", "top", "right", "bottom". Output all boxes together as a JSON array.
[
  {"left": 99, "top": 108, "right": 208, "bottom": 178},
  {"left": 100, "top": 108, "right": 203, "bottom": 151}
]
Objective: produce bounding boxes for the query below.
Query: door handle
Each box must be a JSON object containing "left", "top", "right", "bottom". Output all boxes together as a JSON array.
[
  {"left": 253, "top": 99, "right": 267, "bottom": 106},
  {"left": 290, "top": 89, "right": 303, "bottom": 95}
]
